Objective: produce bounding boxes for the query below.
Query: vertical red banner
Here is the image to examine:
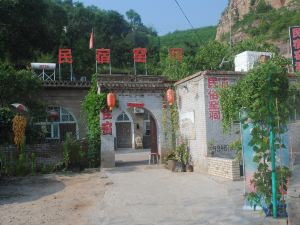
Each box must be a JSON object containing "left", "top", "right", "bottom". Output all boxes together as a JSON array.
[
  {"left": 58, "top": 49, "right": 73, "bottom": 64},
  {"left": 133, "top": 48, "right": 147, "bottom": 63},
  {"left": 290, "top": 26, "right": 300, "bottom": 72},
  {"left": 169, "top": 48, "right": 183, "bottom": 62},
  {"left": 96, "top": 49, "right": 111, "bottom": 64}
]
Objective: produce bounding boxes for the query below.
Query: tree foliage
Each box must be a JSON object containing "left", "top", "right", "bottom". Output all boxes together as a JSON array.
[
  {"left": 0, "top": 62, "right": 45, "bottom": 144},
  {"left": 218, "top": 61, "right": 292, "bottom": 207}
]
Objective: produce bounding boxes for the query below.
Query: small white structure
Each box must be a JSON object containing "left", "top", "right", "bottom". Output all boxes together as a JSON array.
[
  {"left": 234, "top": 51, "right": 272, "bottom": 72},
  {"left": 175, "top": 71, "right": 243, "bottom": 179},
  {"left": 31, "top": 63, "right": 56, "bottom": 81}
]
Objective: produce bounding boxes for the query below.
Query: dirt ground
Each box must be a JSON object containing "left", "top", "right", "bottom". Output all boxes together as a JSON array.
[
  {"left": 0, "top": 151, "right": 290, "bottom": 225},
  {"left": 0, "top": 170, "right": 109, "bottom": 225}
]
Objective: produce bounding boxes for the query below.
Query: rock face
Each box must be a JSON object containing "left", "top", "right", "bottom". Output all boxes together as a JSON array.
[{"left": 216, "top": 0, "right": 292, "bottom": 40}]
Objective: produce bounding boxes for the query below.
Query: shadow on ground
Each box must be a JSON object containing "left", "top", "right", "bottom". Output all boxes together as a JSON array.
[
  {"left": 0, "top": 175, "right": 65, "bottom": 205},
  {"left": 115, "top": 160, "right": 149, "bottom": 167}
]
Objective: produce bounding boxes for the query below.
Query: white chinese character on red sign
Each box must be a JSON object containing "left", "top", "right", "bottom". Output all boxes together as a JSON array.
[
  {"left": 101, "top": 121, "right": 112, "bottom": 135},
  {"left": 101, "top": 109, "right": 112, "bottom": 120}
]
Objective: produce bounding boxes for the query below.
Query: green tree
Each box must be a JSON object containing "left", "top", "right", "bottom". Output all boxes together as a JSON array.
[
  {"left": 126, "top": 9, "right": 142, "bottom": 29},
  {"left": 218, "top": 61, "right": 292, "bottom": 207},
  {"left": 196, "top": 40, "right": 231, "bottom": 71},
  {"left": 0, "top": 62, "right": 45, "bottom": 144}
]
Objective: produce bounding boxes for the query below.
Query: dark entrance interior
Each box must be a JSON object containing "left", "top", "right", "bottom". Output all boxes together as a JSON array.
[
  {"left": 116, "top": 122, "right": 131, "bottom": 148},
  {"left": 115, "top": 109, "right": 158, "bottom": 167}
]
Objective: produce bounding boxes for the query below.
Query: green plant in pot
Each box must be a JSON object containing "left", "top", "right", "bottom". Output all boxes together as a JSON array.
[
  {"left": 175, "top": 142, "right": 189, "bottom": 172},
  {"left": 166, "top": 151, "right": 177, "bottom": 172}
]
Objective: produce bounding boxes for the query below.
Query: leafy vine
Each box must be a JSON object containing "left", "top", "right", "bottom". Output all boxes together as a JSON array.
[
  {"left": 218, "top": 60, "right": 294, "bottom": 209},
  {"left": 82, "top": 75, "right": 107, "bottom": 167}
]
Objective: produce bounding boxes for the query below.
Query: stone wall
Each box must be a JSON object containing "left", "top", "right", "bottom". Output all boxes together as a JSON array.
[
  {"left": 0, "top": 143, "right": 63, "bottom": 166},
  {"left": 207, "top": 157, "right": 241, "bottom": 180}
]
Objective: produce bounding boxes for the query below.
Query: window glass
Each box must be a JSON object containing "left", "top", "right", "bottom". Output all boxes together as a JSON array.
[
  {"left": 52, "top": 123, "right": 59, "bottom": 138},
  {"left": 117, "top": 112, "right": 129, "bottom": 121},
  {"left": 123, "top": 114, "right": 129, "bottom": 121},
  {"left": 45, "top": 124, "right": 51, "bottom": 138},
  {"left": 144, "top": 121, "right": 150, "bottom": 136},
  {"left": 143, "top": 112, "right": 150, "bottom": 120}
]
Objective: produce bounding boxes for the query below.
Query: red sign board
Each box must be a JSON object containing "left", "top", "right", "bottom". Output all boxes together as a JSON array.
[
  {"left": 133, "top": 48, "right": 147, "bottom": 63},
  {"left": 58, "top": 49, "right": 73, "bottom": 64},
  {"left": 127, "top": 103, "right": 145, "bottom": 108},
  {"left": 169, "top": 48, "right": 183, "bottom": 62},
  {"left": 101, "top": 121, "right": 112, "bottom": 135},
  {"left": 290, "top": 26, "right": 300, "bottom": 72},
  {"left": 96, "top": 48, "right": 111, "bottom": 64}
]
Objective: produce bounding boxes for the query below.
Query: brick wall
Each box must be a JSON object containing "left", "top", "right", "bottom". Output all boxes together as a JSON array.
[
  {"left": 176, "top": 71, "right": 241, "bottom": 173},
  {"left": 0, "top": 143, "right": 63, "bottom": 166},
  {"left": 207, "top": 157, "right": 241, "bottom": 180}
]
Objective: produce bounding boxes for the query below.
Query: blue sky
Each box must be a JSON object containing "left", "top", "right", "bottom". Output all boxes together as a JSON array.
[{"left": 82, "top": 0, "right": 228, "bottom": 35}]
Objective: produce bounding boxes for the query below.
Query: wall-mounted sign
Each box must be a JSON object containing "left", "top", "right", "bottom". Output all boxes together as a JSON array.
[
  {"left": 289, "top": 26, "right": 300, "bottom": 72},
  {"left": 127, "top": 103, "right": 145, "bottom": 108},
  {"left": 179, "top": 111, "right": 196, "bottom": 139}
]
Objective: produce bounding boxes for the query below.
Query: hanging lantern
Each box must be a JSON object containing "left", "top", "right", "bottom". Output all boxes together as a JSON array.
[
  {"left": 47, "top": 110, "right": 59, "bottom": 122},
  {"left": 107, "top": 92, "right": 116, "bottom": 111},
  {"left": 166, "top": 88, "right": 175, "bottom": 106}
]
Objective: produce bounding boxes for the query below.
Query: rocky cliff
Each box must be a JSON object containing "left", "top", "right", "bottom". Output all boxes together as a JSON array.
[{"left": 216, "top": 0, "right": 293, "bottom": 40}]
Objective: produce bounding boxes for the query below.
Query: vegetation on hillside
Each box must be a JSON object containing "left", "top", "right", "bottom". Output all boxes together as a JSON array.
[
  {"left": 160, "top": 26, "right": 216, "bottom": 52},
  {"left": 0, "top": 0, "right": 295, "bottom": 81},
  {"left": 221, "top": 0, "right": 300, "bottom": 42},
  {"left": 0, "top": 0, "right": 158, "bottom": 79}
]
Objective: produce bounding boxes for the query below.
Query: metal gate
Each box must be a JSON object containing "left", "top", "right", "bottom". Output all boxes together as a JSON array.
[{"left": 116, "top": 122, "right": 132, "bottom": 148}]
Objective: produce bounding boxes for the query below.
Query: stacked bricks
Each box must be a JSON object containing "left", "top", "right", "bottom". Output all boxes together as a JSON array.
[{"left": 207, "top": 157, "right": 241, "bottom": 180}]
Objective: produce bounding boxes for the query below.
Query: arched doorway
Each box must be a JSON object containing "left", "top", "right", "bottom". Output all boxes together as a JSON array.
[
  {"left": 142, "top": 110, "right": 158, "bottom": 153},
  {"left": 116, "top": 111, "right": 132, "bottom": 149}
]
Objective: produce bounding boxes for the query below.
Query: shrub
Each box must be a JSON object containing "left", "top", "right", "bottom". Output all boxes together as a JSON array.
[
  {"left": 63, "top": 133, "right": 87, "bottom": 170},
  {"left": 175, "top": 142, "right": 189, "bottom": 171}
]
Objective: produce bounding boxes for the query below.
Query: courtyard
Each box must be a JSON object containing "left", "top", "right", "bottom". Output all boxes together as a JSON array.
[{"left": 0, "top": 152, "right": 287, "bottom": 225}]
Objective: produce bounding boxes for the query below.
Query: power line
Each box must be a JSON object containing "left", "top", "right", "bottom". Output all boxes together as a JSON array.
[
  {"left": 173, "top": 0, "right": 205, "bottom": 47},
  {"left": 173, "top": 0, "right": 194, "bottom": 29}
]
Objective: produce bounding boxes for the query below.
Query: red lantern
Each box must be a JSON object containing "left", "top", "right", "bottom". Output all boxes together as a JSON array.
[
  {"left": 47, "top": 110, "right": 59, "bottom": 122},
  {"left": 166, "top": 88, "right": 175, "bottom": 106},
  {"left": 107, "top": 92, "right": 116, "bottom": 111}
]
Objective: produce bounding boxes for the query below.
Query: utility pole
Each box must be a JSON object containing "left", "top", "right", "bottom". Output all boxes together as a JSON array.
[{"left": 268, "top": 73, "right": 277, "bottom": 218}]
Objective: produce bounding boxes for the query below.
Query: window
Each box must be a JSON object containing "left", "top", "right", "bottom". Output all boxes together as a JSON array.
[
  {"left": 61, "top": 108, "right": 75, "bottom": 122},
  {"left": 36, "top": 106, "right": 77, "bottom": 140},
  {"left": 117, "top": 112, "right": 130, "bottom": 122},
  {"left": 144, "top": 112, "right": 150, "bottom": 136}
]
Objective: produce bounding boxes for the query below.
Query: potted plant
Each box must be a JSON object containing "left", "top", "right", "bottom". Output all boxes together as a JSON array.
[
  {"left": 166, "top": 151, "right": 177, "bottom": 172},
  {"left": 175, "top": 142, "right": 189, "bottom": 172}
]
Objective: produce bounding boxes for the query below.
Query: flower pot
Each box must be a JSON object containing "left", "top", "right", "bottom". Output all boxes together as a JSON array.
[
  {"left": 187, "top": 165, "right": 194, "bottom": 172},
  {"left": 167, "top": 159, "right": 177, "bottom": 171}
]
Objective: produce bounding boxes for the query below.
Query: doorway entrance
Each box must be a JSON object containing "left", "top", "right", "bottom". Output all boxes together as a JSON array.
[{"left": 116, "top": 112, "right": 132, "bottom": 149}]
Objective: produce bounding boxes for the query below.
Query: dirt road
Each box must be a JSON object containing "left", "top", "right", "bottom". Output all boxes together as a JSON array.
[
  {"left": 0, "top": 171, "right": 108, "bottom": 225},
  {"left": 0, "top": 161, "right": 288, "bottom": 225}
]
